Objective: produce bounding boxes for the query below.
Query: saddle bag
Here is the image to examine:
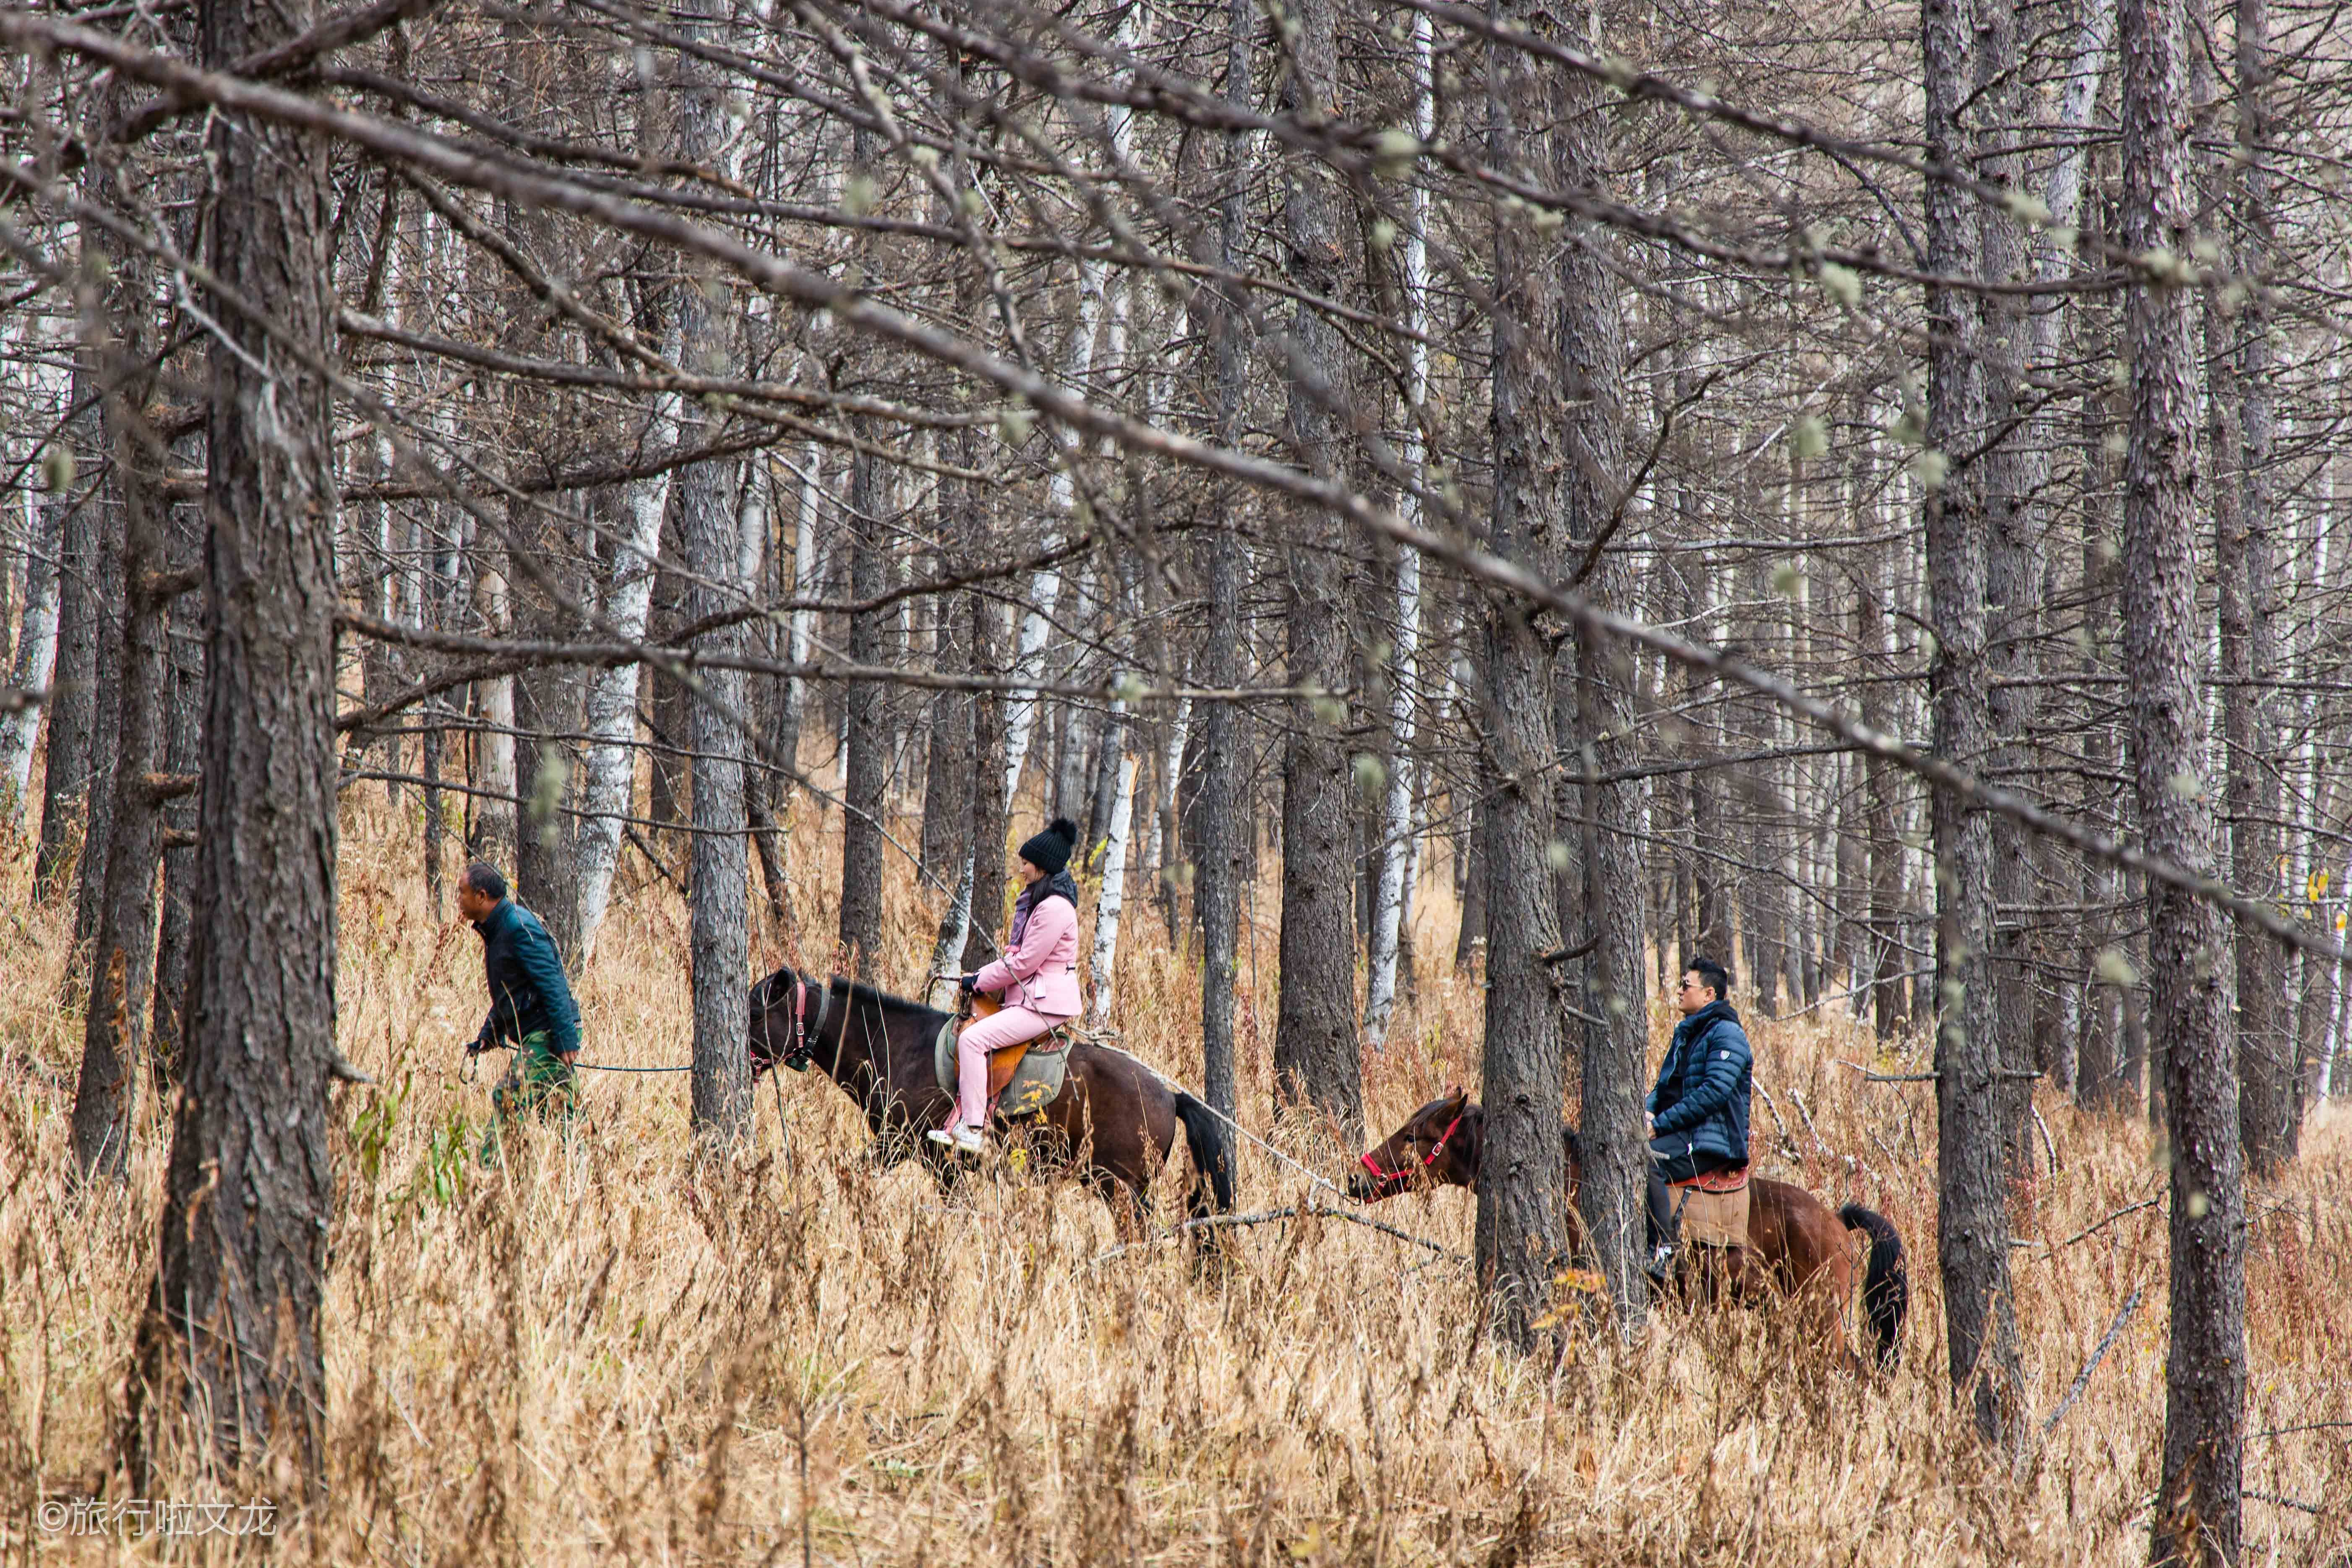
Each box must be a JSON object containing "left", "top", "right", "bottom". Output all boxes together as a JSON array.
[{"left": 1669, "top": 1165, "right": 1752, "bottom": 1249}]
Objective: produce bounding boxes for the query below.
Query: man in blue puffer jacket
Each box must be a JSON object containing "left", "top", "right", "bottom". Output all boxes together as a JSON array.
[{"left": 1645, "top": 955, "right": 1752, "bottom": 1281}]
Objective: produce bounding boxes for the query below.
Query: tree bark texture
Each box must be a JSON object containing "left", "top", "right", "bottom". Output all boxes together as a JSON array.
[
  {"left": 2225, "top": 0, "right": 2292, "bottom": 1173},
  {"left": 2121, "top": 0, "right": 2248, "bottom": 1551},
  {"left": 1924, "top": 0, "right": 2023, "bottom": 1445},
  {"left": 1476, "top": 17, "right": 1571, "bottom": 1352},
  {"left": 36, "top": 353, "right": 101, "bottom": 900},
  {"left": 677, "top": 5, "right": 754, "bottom": 1145},
  {"left": 1190, "top": 0, "right": 1252, "bottom": 1122},
  {"left": 144, "top": 0, "right": 342, "bottom": 1474},
  {"left": 1974, "top": 0, "right": 2040, "bottom": 1172},
  {"left": 150, "top": 498, "right": 205, "bottom": 1078},
  {"left": 1, "top": 477, "right": 62, "bottom": 812},
  {"left": 71, "top": 316, "right": 172, "bottom": 1179},
  {"left": 1559, "top": 70, "right": 1647, "bottom": 1329},
  {"left": 837, "top": 423, "right": 888, "bottom": 971},
  {"left": 964, "top": 591, "right": 1011, "bottom": 970},
  {"left": 1270, "top": 0, "right": 1361, "bottom": 1138}
]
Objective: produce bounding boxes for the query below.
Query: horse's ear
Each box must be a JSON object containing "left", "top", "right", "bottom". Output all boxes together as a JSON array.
[{"left": 1445, "top": 1081, "right": 1466, "bottom": 1105}]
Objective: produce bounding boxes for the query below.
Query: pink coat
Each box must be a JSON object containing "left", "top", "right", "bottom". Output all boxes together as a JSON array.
[{"left": 975, "top": 891, "right": 1082, "bottom": 1018}]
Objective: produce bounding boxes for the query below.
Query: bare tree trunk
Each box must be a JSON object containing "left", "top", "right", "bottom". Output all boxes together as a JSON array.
[
  {"left": 0, "top": 481, "right": 60, "bottom": 812},
  {"left": 964, "top": 590, "right": 1010, "bottom": 971},
  {"left": 2077, "top": 279, "right": 2129, "bottom": 1111},
  {"left": 472, "top": 559, "right": 518, "bottom": 865},
  {"left": 2122, "top": 0, "right": 2247, "bottom": 1550},
  {"left": 140, "top": 0, "right": 341, "bottom": 1474},
  {"left": 1976, "top": 0, "right": 2039, "bottom": 1172},
  {"left": 1088, "top": 752, "right": 1139, "bottom": 1025},
  {"left": 677, "top": 3, "right": 751, "bottom": 1145},
  {"left": 575, "top": 350, "right": 677, "bottom": 962},
  {"left": 1924, "top": 0, "right": 2023, "bottom": 1444},
  {"left": 1477, "top": 12, "right": 1572, "bottom": 1351},
  {"left": 1554, "top": 65, "right": 1646, "bottom": 1328},
  {"left": 36, "top": 353, "right": 100, "bottom": 900},
  {"left": 71, "top": 311, "right": 170, "bottom": 1179},
  {"left": 1364, "top": 2, "right": 1434, "bottom": 1052},
  {"left": 1189, "top": 0, "right": 1252, "bottom": 1122},
  {"left": 150, "top": 497, "right": 203, "bottom": 1078},
  {"left": 1859, "top": 564, "right": 1904, "bottom": 1039},
  {"left": 837, "top": 418, "right": 888, "bottom": 970},
  {"left": 1269, "top": 0, "right": 1360, "bottom": 1138},
  {"left": 1454, "top": 794, "right": 1487, "bottom": 971},
  {"left": 2225, "top": 0, "right": 2292, "bottom": 1174}
]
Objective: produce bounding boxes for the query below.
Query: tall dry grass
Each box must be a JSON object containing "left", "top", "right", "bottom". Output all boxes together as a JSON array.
[{"left": 2, "top": 787, "right": 2347, "bottom": 1564}]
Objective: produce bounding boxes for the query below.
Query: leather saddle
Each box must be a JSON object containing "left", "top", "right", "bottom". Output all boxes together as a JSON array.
[
  {"left": 1668, "top": 1164, "right": 1752, "bottom": 1249},
  {"left": 933, "top": 994, "right": 1081, "bottom": 1120}
]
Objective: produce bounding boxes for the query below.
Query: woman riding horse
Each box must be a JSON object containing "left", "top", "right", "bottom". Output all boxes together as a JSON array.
[{"left": 933, "top": 817, "right": 1083, "bottom": 1155}]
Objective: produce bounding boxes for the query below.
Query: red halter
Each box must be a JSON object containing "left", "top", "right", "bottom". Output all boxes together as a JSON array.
[
  {"left": 1357, "top": 1111, "right": 1465, "bottom": 1195},
  {"left": 774, "top": 971, "right": 832, "bottom": 1073}
]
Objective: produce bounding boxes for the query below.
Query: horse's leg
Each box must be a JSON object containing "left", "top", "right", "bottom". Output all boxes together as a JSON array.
[
  {"left": 1107, "top": 1174, "right": 1150, "bottom": 1242},
  {"left": 1781, "top": 1210, "right": 1864, "bottom": 1372}
]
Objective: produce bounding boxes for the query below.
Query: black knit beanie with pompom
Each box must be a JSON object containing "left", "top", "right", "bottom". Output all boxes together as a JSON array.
[{"left": 1017, "top": 816, "right": 1078, "bottom": 877}]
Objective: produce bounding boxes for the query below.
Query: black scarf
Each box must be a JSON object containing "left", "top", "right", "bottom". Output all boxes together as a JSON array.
[
  {"left": 1676, "top": 997, "right": 1741, "bottom": 1047},
  {"left": 1009, "top": 868, "right": 1081, "bottom": 943}
]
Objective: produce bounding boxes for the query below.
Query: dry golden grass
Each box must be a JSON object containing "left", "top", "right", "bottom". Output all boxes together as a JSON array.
[{"left": 3, "top": 788, "right": 2348, "bottom": 1565}]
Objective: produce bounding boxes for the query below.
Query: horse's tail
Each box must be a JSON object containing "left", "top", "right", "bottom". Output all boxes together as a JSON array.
[
  {"left": 1172, "top": 1091, "right": 1236, "bottom": 1230},
  {"left": 1838, "top": 1203, "right": 1908, "bottom": 1370}
]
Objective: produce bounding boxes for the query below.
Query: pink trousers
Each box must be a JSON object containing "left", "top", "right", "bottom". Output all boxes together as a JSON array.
[{"left": 948, "top": 1004, "right": 1064, "bottom": 1128}]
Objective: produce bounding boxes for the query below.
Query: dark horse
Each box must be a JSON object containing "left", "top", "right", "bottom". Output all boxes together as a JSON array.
[
  {"left": 1348, "top": 1087, "right": 1907, "bottom": 1370},
  {"left": 748, "top": 965, "right": 1233, "bottom": 1239}
]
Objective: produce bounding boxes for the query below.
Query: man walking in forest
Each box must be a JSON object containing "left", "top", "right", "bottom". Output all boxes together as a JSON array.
[
  {"left": 1644, "top": 955, "right": 1753, "bottom": 1281},
  {"left": 457, "top": 860, "right": 583, "bottom": 1162}
]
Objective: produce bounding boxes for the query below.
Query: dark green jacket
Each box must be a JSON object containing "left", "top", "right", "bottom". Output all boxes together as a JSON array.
[{"left": 472, "top": 900, "right": 581, "bottom": 1057}]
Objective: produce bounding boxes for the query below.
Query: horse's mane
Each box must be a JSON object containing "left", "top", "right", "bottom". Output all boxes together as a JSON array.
[{"left": 768, "top": 965, "right": 949, "bottom": 1028}]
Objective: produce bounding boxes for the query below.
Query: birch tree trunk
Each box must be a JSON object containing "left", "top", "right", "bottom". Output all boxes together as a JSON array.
[
  {"left": 472, "top": 558, "right": 518, "bottom": 864},
  {"left": 1, "top": 482, "right": 60, "bottom": 811},
  {"left": 1363, "top": 3, "right": 1434, "bottom": 1052},
  {"left": 574, "top": 430, "right": 675, "bottom": 961},
  {"left": 1088, "top": 753, "right": 1139, "bottom": 1025}
]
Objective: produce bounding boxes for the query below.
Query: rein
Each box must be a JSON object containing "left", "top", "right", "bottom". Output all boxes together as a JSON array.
[{"left": 1357, "top": 1110, "right": 1465, "bottom": 1197}]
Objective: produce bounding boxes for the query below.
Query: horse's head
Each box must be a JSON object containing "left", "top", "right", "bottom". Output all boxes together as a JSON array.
[
  {"left": 1348, "top": 1085, "right": 1480, "bottom": 1202},
  {"left": 747, "top": 965, "right": 820, "bottom": 1078}
]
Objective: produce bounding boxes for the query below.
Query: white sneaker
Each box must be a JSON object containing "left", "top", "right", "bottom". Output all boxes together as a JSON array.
[{"left": 927, "top": 1125, "right": 986, "bottom": 1155}]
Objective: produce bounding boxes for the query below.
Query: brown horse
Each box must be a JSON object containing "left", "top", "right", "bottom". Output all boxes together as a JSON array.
[
  {"left": 747, "top": 965, "right": 1233, "bottom": 1240},
  {"left": 1349, "top": 1086, "right": 1907, "bottom": 1369}
]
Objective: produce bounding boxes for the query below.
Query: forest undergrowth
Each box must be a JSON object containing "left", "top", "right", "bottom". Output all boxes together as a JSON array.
[{"left": 2, "top": 790, "right": 2347, "bottom": 1565}]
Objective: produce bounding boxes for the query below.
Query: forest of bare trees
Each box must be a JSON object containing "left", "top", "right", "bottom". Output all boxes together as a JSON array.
[{"left": 5, "top": 0, "right": 2351, "bottom": 1556}]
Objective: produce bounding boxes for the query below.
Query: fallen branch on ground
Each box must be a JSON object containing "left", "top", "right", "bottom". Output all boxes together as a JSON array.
[{"left": 2041, "top": 1282, "right": 2145, "bottom": 1438}]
